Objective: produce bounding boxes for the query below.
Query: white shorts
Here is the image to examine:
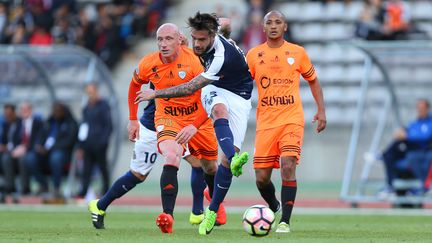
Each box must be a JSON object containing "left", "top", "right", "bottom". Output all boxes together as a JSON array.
[
  {"left": 201, "top": 84, "right": 252, "bottom": 150},
  {"left": 130, "top": 124, "right": 192, "bottom": 175},
  {"left": 130, "top": 124, "right": 159, "bottom": 176}
]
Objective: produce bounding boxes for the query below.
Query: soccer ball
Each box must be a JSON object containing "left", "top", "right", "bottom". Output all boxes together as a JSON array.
[{"left": 242, "top": 205, "right": 275, "bottom": 236}]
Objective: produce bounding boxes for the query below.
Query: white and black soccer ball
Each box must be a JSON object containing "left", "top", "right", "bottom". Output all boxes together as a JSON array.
[{"left": 242, "top": 204, "right": 275, "bottom": 236}]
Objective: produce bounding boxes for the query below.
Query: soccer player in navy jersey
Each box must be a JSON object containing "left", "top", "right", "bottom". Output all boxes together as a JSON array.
[{"left": 135, "top": 12, "right": 253, "bottom": 235}]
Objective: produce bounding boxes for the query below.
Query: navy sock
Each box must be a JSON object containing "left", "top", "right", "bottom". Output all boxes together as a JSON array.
[
  {"left": 257, "top": 181, "right": 279, "bottom": 213},
  {"left": 204, "top": 173, "right": 215, "bottom": 198},
  {"left": 160, "top": 165, "right": 179, "bottom": 216},
  {"left": 209, "top": 164, "right": 232, "bottom": 212},
  {"left": 281, "top": 180, "right": 297, "bottom": 224},
  {"left": 191, "top": 166, "right": 205, "bottom": 215},
  {"left": 213, "top": 118, "right": 236, "bottom": 161},
  {"left": 97, "top": 171, "right": 142, "bottom": 211}
]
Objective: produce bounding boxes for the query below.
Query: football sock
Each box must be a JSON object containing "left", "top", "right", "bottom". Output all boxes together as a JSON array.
[
  {"left": 204, "top": 172, "right": 215, "bottom": 198},
  {"left": 191, "top": 166, "right": 206, "bottom": 215},
  {"left": 257, "top": 181, "right": 279, "bottom": 212},
  {"left": 97, "top": 171, "right": 142, "bottom": 211},
  {"left": 209, "top": 164, "right": 232, "bottom": 212},
  {"left": 160, "top": 165, "right": 179, "bottom": 216},
  {"left": 281, "top": 180, "right": 297, "bottom": 224},
  {"left": 213, "top": 118, "right": 235, "bottom": 162}
]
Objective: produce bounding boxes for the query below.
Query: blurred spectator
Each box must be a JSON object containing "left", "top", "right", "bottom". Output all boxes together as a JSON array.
[
  {"left": 0, "top": 104, "right": 28, "bottom": 203},
  {"left": 241, "top": 11, "right": 266, "bottom": 52},
  {"left": 29, "top": 22, "right": 52, "bottom": 45},
  {"left": 27, "top": 102, "right": 78, "bottom": 202},
  {"left": 76, "top": 83, "right": 112, "bottom": 198},
  {"left": 382, "top": 0, "right": 411, "bottom": 40},
  {"left": 355, "top": 0, "right": 386, "bottom": 40},
  {"left": 76, "top": 5, "right": 97, "bottom": 51},
  {"left": 0, "top": 2, "right": 7, "bottom": 43},
  {"left": 52, "top": 16, "right": 76, "bottom": 44},
  {"left": 218, "top": 17, "right": 232, "bottom": 39},
  {"left": 381, "top": 99, "right": 432, "bottom": 197},
  {"left": 10, "top": 21, "right": 29, "bottom": 44},
  {"left": 0, "top": 0, "right": 171, "bottom": 68}
]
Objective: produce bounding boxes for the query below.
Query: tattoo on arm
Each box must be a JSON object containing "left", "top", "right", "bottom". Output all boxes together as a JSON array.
[{"left": 155, "top": 75, "right": 212, "bottom": 98}]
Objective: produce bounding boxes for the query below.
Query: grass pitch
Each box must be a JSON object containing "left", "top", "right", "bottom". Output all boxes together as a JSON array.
[{"left": 0, "top": 206, "right": 431, "bottom": 243}]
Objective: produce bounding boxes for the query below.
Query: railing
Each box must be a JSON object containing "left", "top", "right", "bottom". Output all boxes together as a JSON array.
[
  {"left": 339, "top": 41, "right": 432, "bottom": 206},
  {"left": 0, "top": 44, "right": 122, "bottom": 199}
]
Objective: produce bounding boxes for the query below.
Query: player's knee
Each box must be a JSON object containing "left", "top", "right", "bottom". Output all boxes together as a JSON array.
[
  {"left": 255, "top": 176, "right": 271, "bottom": 189},
  {"left": 211, "top": 104, "right": 228, "bottom": 119},
  {"left": 280, "top": 157, "right": 296, "bottom": 176},
  {"left": 202, "top": 160, "right": 217, "bottom": 174},
  {"left": 131, "top": 170, "right": 147, "bottom": 182},
  {"left": 163, "top": 151, "right": 180, "bottom": 167}
]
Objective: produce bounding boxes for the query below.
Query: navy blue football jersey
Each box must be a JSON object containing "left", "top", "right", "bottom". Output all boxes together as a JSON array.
[
  {"left": 200, "top": 35, "right": 253, "bottom": 100},
  {"left": 139, "top": 83, "right": 156, "bottom": 131}
]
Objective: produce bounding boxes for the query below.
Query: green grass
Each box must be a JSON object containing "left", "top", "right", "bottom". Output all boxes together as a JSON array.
[{"left": 0, "top": 207, "right": 431, "bottom": 243}]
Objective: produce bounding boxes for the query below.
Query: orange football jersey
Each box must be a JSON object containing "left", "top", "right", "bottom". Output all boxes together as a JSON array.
[
  {"left": 133, "top": 46, "right": 205, "bottom": 125},
  {"left": 246, "top": 41, "right": 316, "bottom": 130}
]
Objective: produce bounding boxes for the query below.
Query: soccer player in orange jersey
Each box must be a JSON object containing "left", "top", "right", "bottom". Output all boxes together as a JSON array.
[
  {"left": 135, "top": 13, "right": 252, "bottom": 235},
  {"left": 246, "top": 11, "right": 326, "bottom": 233},
  {"left": 131, "top": 23, "right": 218, "bottom": 233}
]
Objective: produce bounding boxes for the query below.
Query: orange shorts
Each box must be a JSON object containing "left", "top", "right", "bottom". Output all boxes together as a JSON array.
[
  {"left": 253, "top": 124, "right": 304, "bottom": 169},
  {"left": 156, "top": 118, "right": 218, "bottom": 161}
]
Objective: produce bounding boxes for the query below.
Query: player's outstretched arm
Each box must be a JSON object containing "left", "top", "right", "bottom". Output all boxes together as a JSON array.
[
  {"left": 308, "top": 77, "right": 327, "bottom": 133},
  {"left": 128, "top": 80, "right": 141, "bottom": 141},
  {"left": 134, "top": 74, "right": 212, "bottom": 103}
]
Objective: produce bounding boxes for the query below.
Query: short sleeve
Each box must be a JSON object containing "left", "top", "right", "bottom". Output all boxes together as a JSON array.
[
  {"left": 299, "top": 48, "right": 316, "bottom": 82},
  {"left": 246, "top": 51, "right": 256, "bottom": 79},
  {"left": 132, "top": 58, "right": 150, "bottom": 84}
]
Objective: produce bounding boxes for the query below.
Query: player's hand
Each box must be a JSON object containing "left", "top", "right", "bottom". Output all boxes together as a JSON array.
[
  {"left": 312, "top": 110, "right": 326, "bottom": 133},
  {"left": 75, "top": 148, "right": 84, "bottom": 161},
  {"left": 128, "top": 120, "right": 140, "bottom": 142},
  {"left": 176, "top": 124, "right": 197, "bottom": 144},
  {"left": 134, "top": 89, "right": 156, "bottom": 104}
]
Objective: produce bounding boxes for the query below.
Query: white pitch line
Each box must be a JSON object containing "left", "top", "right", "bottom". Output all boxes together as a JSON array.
[{"left": 0, "top": 204, "right": 431, "bottom": 216}]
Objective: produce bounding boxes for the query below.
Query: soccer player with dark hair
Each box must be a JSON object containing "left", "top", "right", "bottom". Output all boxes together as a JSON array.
[
  {"left": 246, "top": 10, "right": 326, "bottom": 233},
  {"left": 88, "top": 23, "right": 219, "bottom": 233},
  {"left": 135, "top": 12, "right": 253, "bottom": 235}
]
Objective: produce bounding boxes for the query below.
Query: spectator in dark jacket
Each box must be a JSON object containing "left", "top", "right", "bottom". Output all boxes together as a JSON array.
[
  {"left": 1, "top": 102, "right": 44, "bottom": 203},
  {"left": 0, "top": 104, "right": 25, "bottom": 202},
  {"left": 76, "top": 83, "right": 112, "bottom": 198},
  {"left": 27, "top": 102, "right": 78, "bottom": 200}
]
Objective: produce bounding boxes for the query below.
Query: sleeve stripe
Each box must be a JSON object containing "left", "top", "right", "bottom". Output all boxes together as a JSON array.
[
  {"left": 202, "top": 37, "right": 225, "bottom": 81},
  {"left": 302, "top": 66, "right": 315, "bottom": 78}
]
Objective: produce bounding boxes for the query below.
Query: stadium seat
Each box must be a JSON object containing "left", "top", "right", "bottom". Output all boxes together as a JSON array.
[
  {"left": 323, "top": 1, "right": 345, "bottom": 21},
  {"left": 304, "top": 44, "right": 325, "bottom": 62},
  {"left": 279, "top": 2, "right": 302, "bottom": 21},
  {"left": 323, "top": 23, "right": 353, "bottom": 41},
  {"left": 343, "top": 1, "right": 363, "bottom": 21},
  {"left": 300, "top": 2, "right": 323, "bottom": 21},
  {"left": 292, "top": 23, "right": 324, "bottom": 42},
  {"left": 412, "top": 1, "right": 432, "bottom": 20}
]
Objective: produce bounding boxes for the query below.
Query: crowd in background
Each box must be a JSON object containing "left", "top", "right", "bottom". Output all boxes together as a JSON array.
[
  {"left": 0, "top": 84, "right": 112, "bottom": 204},
  {"left": 0, "top": 0, "right": 170, "bottom": 68}
]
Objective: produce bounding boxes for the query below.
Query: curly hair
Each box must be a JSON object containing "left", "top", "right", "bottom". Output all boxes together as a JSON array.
[{"left": 188, "top": 12, "right": 219, "bottom": 35}]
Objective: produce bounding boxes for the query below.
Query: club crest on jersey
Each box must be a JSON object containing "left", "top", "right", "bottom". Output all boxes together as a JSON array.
[
  {"left": 287, "top": 57, "right": 295, "bottom": 65},
  {"left": 178, "top": 71, "right": 186, "bottom": 79},
  {"left": 156, "top": 125, "right": 164, "bottom": 132}
]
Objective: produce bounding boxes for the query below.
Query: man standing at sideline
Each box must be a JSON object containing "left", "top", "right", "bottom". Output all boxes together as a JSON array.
[
  {"left": 135, "top": 12, "right": 253, "bottom": 235},
  {"left": 246, "top": 10, "right": 326, "bottom": 233}
]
